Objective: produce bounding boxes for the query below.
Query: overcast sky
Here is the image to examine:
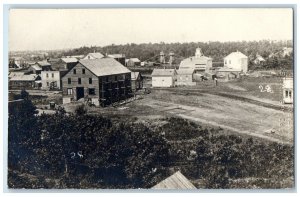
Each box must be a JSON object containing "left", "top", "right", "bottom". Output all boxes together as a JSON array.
[{"left": 9, "top": 8, "right": 293, "bottom": 51}]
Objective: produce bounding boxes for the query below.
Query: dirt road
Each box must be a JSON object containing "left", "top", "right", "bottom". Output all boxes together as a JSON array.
[{"left": 141, "top": 92, "right": 293, "bottom": 145}]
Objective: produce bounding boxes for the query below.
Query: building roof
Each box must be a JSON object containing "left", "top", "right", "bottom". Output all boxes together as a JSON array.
[
  {"left": 85, "top": 52, "right": 104, "bottom": 59},
  {"left": 10, "top": 74, "right": 39, "bottom": 81},
  {"left": 78, "top": 58, "right": 131, "bottom": 77},
  {"left": 225, "top": 51, "right": 248, "bottom": 60},
  {"left": 9, "top": 72, "right": 25, "bottom": 78},
  {"left": 151, "top": 69, "right": 176, "bottom": 76},
  {"left": 108, "top": 54, "right": 125, "bottom": 58},
  {"left": 129, "top": 58, "right": 141, "bottom": 62},
  {"left": 152, "top": 171, "right": 196, "bottom": 189},
  {"left": 218, "top": 67, "right": 241, "bottom": 72},
  {"left": 177, "top": 69, "right": 195, "bottom": 75},
  {"left": 131, "top": 72, "right": 141, "bottom": 80},
  {"left": 37, "top": 61, "right": 51, "bottom": 67},
  {"left": 31, "top": 65, "right": 42, "bottom": 71},
  {"left": 61, "top": 57, "right": 78, "bottom": 63},
  {"left": 179, "top": 56, "right": 212, "bottom": 69},
  {"left": 255, "top": 56, "right": 265, "bottom": 61}
]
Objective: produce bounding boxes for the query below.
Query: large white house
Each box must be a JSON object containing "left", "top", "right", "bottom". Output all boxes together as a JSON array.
[
  {"left": 41, "top": 71, "right": 62, "bottom": 90},
  {"left": 224, "top": 51, "right": 248, "bottom": 73}
]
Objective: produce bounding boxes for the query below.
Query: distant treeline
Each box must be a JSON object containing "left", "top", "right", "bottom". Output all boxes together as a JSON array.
[{"left": 47, "top": 40, "right": 293, "bottom": 63}]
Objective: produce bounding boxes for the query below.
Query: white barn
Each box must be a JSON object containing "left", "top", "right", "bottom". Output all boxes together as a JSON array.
[
  {"left": 151, "top": 69, "right": 176, "bottom": 87},
  {"left": 224, "top": 51, "right": 248, "bottom": 73},
  {"left": 179, "top": 48, "right": 212, "bottom": 73},
  {"left": 283, "top": 77, "right": 293, "bottom": 104}
]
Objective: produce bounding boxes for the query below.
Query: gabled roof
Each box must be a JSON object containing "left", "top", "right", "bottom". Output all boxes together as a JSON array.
[
  {"left": 131, "top": 72, "right": 141, "bottom": 80},
  {"left": 177, "top": 69, "right": 195, "bottom": 75},
  {"left": 31, "top": 65, "right": 42, "bottom": 71},
  {"left": 225, "top": 51, "right": 248, "bottom": 59},
  {"left": 152, "top": 171, "right": 196, "bottom": 189},
  {"left": 37, "top": 61, "right": 51, "bottom": 67},
  {"left": 129, "top": 58, "right": 141, "bottom": 62},
  {"left": 10, "top": 74, "right": 39, "bottom": 81},
  {"left": 61, "top": 57, "right": 78, "bottom": 63},
  {"left": 151, "top": 69, "right": 176, "bottom": 76},
  {"left": 9, "top": 72, "right": 25, "bottom": 78},
  {"left": 85, "top": 52, "right": 104, "bottom": 59},
  {"left": 78, "top": 58, "right": 131, "bottom": 77},
  {"left": 179, "top": 56, "right": 212, "bottom": 69}
]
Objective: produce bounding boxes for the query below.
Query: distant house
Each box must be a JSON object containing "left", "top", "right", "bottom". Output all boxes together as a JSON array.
[
  {"left": 41, "top": 71, "right": 62, "bottom": 90},
  {"left": 61, "top": 58, "right": 132, "bottom": 106},
  {"left": 127, "top": 58, "right": 141, "bottom": 67},
  {"left": 36, "top": 61, "right": 52, "bottom": 71},
  {"left": 10, "top": 57, "right": 27, "bottom": 68},
  {"left": 176, "top": 69, "right": 196, "bottom": 86},
  {"left": 83, "top": 52, "right": 104, "bottom": 60},
  {"left": 9, "top": 74, "right": 41, "bottom": 89},
  {"left": 151, "top": 69, "right": 177, "bottom": 87},
  {"left": 179, "top": 48, "right": 212, "bottom": 73},
  {"left": 216, "top": 67, "right": 241, "bottom": 82},
  {"left": 152, "top": 171, "right": 196, "bottom": 189},
  {"left": 67, "top": 55, "right": 85, "bottom": 60},
  {"left": 253, "top": 55, "right": 266, "bottom": 65},
  {"left": 108, "top": 54, "right": 126, "bottom": 66},
  {"left": 224, "top": 51, "right": 248, "bottom": 73},
  {"left": 282, "top": 47, "right": 293, "bottom": 57},
  {"left": 283, "top": 77, "right": 293, "bottom": 104},
  {"left": 61, "top": 57, "right": 78, "bottom": 70},
  {"left": 131, "top": 72, "right": 143, "bottom": 91},
  {"left": 28, "top": 64, "right": 42, "bottom": 74}
]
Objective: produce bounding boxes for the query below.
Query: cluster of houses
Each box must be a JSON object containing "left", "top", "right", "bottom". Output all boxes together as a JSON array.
[
  {"left": 151, "top": 48, "right": 249, "bottom": 87},
  {"left": 9, "top": 46, "right": 294, "bottom": 106},
  {"left": 9, "top": 52, "right": 144, "bottom": 107}
]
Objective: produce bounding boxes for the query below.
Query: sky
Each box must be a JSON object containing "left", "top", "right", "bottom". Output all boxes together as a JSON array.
[{"left": 9, "top": 8, "right": 293, "bottom": 51}]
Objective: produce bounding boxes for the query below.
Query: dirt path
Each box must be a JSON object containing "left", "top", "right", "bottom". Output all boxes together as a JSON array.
[{"left": 142, "top": 95, "right": 293, "bottom": 145}]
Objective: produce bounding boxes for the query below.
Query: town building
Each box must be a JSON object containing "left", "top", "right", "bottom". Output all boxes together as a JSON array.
[
  {"left": 176, "top": 69, "right": 196, "bottom": 86},
  {"left": 9, "top": 57, "right": 27, "bottom": 68},
  {"left": 152, "top": 171, "right": 196, "bottom": 189},
  {"left": 151, "top": 69, "right": 177, "bottom": 87},
  {"left": 83, "top": 52, "right": 104, "bottom": 60},
  {"left": 179, "top": 48, "right": 213, "bottom": 73},
  {"left": 224, "top": 51, "right": 248, "bottom": 73},
  {"left": 131, "top": 72, "right": 143, "bottom": 91},
  {"left": 108, "top": 54, "right": 126, "bottom": 66},
  {"left": 61, "top": 57, "right": 78, "bottom": 70},
  {"left": 28, "top": 64, "right": 42, "bottom": 74},
  {"left": 9, "top": 74, "right": 41, "bottom": 89},
  {"left": 282, "top": 47, "right": 293, "bottom": 57},
  {"left": 216, "top": 67, "right": 241, "bottom": 82},
  {"left": 41, "top": 71, "right": 62, "bottom": 90},
  {"left": 126, "top": 58, "right": 141, "bottom": 67},
  {"left": 283, "top": 77, "right": 293, "bottom": 104},
  {"left": 61, "top": 58, "right": 132, "bottom": 107},
  {"left": 253, "top": 55, "right": 266, "bottom": 65}
]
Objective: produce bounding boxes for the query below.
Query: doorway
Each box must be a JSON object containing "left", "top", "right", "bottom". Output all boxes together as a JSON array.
[{"left": 76, "top": 87, "right": 84, "bottom": 100}]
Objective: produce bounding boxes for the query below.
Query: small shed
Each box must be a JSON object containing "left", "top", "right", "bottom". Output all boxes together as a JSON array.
[
  {"left": 152, "top": 171, "right": 196, "bottom": 189},
  {"left": 131, "top": 72, "right": 143, "bottom": 91},
  {"left": 127, "top": 58, "right": 141, "bottom": 67},
  {"left": 176, "top": 69, "right": 196, "bottom": 86},
  {"left": 151, "top": 69, "right": 177, "bottom": 87}
]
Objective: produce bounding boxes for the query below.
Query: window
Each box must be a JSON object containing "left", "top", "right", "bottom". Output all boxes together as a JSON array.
[
  {"left": 88, "top": 88, "right": 96, "bottom": 95},
  {"left": 47, "top": 82, "right": 49, "bottom": 86},
  {"left": 52, "top": 73, "right": 54, "bottom": 78},
  {"left": 46, "top": 73, "right": 49, "bottom": 78},
  {"left": 67, "top": 88, "right": 73, "bottom": 95},
  {"left": 68, "top": 78, "right": 71, "bottom": 84},
  {"left": 73, "top": 69, "right": 76, "bottom": 74},
  {"left": 78, "top": 78, "right": 81, "bottom": 84},
  {"left": 289, "top": 91, "right": 292, "bottom": 98},
  {"left": 82, "top": 69, "right": 85, "bottom": 74},
  {"left": 115, "top": 76, "right": 118, "bottom": 81},
  {"left": 285, "top": 90, "right": 289, "bottom": 98},
  {"left": 225, "top": 60, "right": 227, "bottom": 64},
  {"left": 89, "top": 78, "right": 92, "bottom": 84}
]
